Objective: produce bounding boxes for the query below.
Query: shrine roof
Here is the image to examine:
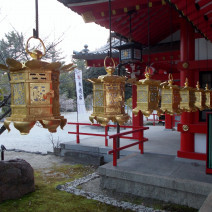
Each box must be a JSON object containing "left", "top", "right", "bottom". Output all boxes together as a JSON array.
[
  {"left": 58, "top": 0, "right": 212, "bottom": 44},
  {"left": 73, "top": 37, "right": 180, "bottom": 60},
  {"left": 73, "top": 38, "right": 119, "bottom": 60}
]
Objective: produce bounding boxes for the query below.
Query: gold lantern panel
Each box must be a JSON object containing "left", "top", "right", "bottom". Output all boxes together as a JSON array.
[
  {"left": 88, "top": 57, "right": 129, "bottom": 126},
  {"left": 194, "top": 81, "right": 206, "bottom": 111},
  {"left": 132, "top": 67, "right": 162, "bottom": 117},
  {"left": 179, "top": 78, "right": 198, "bottom": 112},
  {"left": 87, "top": 79, "right": 104, "bottom": 122},
  {"left": 2, "top": 37, "right": 75, "bottom": 134},
  {"left": 205, "top": 84, "right": 212, "bottom": 109},
  {"left": 160, "top": 74, "right": 181, "bottom": 115}
]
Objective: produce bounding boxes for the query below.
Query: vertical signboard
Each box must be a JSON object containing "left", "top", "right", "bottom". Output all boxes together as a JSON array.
[
  {"left": 206, "top": 112, "right": 212, "bottom": 174},
  {"left": 75, "top": 69, "right": 86, "bottom": 114}
]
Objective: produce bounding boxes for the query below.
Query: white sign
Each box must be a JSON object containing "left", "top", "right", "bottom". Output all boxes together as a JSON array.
[{"left": 74, "top": 69, "right": 86, "bottom": 114}]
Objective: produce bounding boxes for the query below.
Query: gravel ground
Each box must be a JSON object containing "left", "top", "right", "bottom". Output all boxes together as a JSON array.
[{"left": 3, "top": 151, "right": 71, "bottom": 170}]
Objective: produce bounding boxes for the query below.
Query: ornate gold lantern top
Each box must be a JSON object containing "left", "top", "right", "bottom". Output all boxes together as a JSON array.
[
  {"left": 132, "top": 67, "right": 162, "bottom": 117},
  {"left": 179, "top": 78, "right": 198, "bottom": 112},
  {"left": 2, "top": 37, "right": 75, "bottom": 134},
  {"left": 160, "top": 74, "right": 181, "bottom": 115},
  {"left": 88, "top": 57, "right": 129, "bottom": 126}
]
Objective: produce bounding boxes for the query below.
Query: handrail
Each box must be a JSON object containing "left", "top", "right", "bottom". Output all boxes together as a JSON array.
[
  {"left": 108, "top": 127, "right": 149, "bottom": 166},
  {"left": 146, "top": 114, "right": 164, "bottom": 126},
  {"left": 108, "top": 127, "right": 148, "bottom": 138},
  {"left": 68, "top": 122, "right": 145, "bottom": 146},
  {"left": 68, "top": 122, "right": 149, "bottom": 166},
  {"left": 146, "top": 114, "right": 180, "bottom": 127}
]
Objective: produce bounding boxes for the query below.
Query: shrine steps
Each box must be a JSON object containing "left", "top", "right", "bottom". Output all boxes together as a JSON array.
[
  {"left": 60, "top": 139, "right": 135, "bottom": 165},
  {"left": 98, "top": 152, "right": 212, "bottom": 209}
]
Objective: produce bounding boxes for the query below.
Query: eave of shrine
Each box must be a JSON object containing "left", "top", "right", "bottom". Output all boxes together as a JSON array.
[{"left": 58, "top": 0, "right": 212, "bottom": 44}]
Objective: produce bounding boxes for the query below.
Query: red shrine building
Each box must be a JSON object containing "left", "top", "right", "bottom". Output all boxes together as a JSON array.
[{"left": 58, "top": 0, "right": 212, "bottom": 161}]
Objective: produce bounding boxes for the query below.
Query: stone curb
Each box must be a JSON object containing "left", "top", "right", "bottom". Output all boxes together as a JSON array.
[{"left": 57, "top": 173, "right": 165, "bottom": 212}]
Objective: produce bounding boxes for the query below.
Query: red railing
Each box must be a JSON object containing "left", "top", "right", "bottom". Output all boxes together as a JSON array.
[
  {"left": 146, "top": 114, "right": 181, "bottom": 127},
  {"left": 146, "top": 114, "right": 164, "bottom": 126},
  {"left": 68, "top": 122, "right": 146, "bottom": 146},
  {"left": 108, "top": 127, "right": 149, "bottom": 166}
]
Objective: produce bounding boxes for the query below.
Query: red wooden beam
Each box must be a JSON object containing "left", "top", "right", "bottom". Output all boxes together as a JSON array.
[
  {"left": 171, "top": 0, "right": 212, "bottom": 41},
  {"left": 133, "top": 6, "right": 171, "bottom": 44},
  {"left": 177, "top": 60, "right": 212, "bottom": 70},
  {"left": 198, "top": 0, "right": 210, "bottom": 8}
]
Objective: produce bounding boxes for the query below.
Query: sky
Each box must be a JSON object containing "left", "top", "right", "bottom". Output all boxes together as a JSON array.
[{"left": 0, "top": 0, "right": 109, "bottom": 62}]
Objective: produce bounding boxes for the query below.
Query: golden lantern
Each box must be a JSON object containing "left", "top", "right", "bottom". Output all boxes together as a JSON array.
[
  {"left": 132, "top": 67, "right": 162, "bottom": 117},
  {"left": 88, "top": 57, "right": 129, "bottom": 126},
  {"left": 2, "top": 37, "right": 74, "bottom": 134},
  {"left": 194, "top": 81, "right": 206, "bottom": 111},
  {"left": 205, "top": 84, "right": 212, "bottom": 109},
  {"left": 179, "top": 78, "right": 198, "bottom": 112},
  {"left": 160, "top": 74, "right": 181, "bottom": 115}
]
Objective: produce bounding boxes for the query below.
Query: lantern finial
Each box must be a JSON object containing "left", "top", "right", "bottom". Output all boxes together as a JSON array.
[
  {"left": 205, "top": 84, "right": 209, "bottom": 90},
  {"left": 25, "top": 37, "right": 46, "bottom": 60},
  {"left": 184, "top": 78, "right": 189, "bottom": 87},
  {"left": 104, "top": 56, "right": 115, "bottom": 76},
  {"left": 145, "top": 66, "right": 151, "bottom": 80},
  {"left": 168, "top": 73, "right": 173, "bottom": 86},
  {"left": 196, "top": 81, "right": 200, "bottom": 90}
]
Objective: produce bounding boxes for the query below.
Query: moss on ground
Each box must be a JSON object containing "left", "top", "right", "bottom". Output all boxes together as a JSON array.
[
  {"left": 122, "top": 195, "right": 198, "bottom": 212},
  {"left": 0, "top": 164, "right": 130, "bottom": 212}
]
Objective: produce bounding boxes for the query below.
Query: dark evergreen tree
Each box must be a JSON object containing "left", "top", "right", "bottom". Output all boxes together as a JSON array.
[{"left": 0, "top": 31, "right": 64, "bottom": 64}]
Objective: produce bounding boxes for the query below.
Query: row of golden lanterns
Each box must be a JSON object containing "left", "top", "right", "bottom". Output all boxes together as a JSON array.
[
  {"left": 1, "top": 48, "right": 212, "bottom": 133},
  {"left": 89, "top": 62, "right": 212, "bottom": 127},
  {"left": 132, "top": 67, "right": 212, "bottom": 117},
  {"left": 0, "top": 37, "right": 75, "bottom": 135}
]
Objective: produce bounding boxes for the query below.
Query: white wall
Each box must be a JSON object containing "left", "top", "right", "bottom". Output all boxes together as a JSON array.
[
  {"left": 195, "top": 38, "right": 212, "bottom": 60},
  {"left": 194, "top": 133, "right": 206, "bottom": 153}
]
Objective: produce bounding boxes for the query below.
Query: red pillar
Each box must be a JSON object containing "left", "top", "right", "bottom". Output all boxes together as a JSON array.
[
  {"left": 178, "top": 20, "right": 195, "bottom": 157},
  {"left": 132, "top": 85, "right": 143, "bottom": 139},
  {"left": 165, "top": 114, "right": 173, "bottom": 130}
]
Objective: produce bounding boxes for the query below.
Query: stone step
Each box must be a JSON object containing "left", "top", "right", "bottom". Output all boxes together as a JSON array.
[{"left": 64, "top": 150, "right": 104, "bottom": 166}]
